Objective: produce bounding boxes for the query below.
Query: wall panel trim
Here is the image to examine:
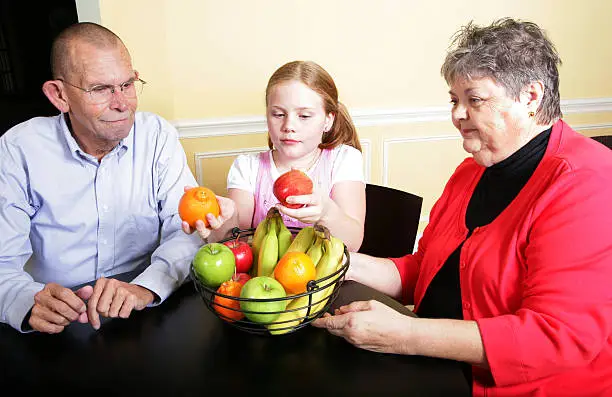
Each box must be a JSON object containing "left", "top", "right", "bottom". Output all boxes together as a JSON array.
[{"left": 175, "top": 97, "right": 612, "bottom": 138}]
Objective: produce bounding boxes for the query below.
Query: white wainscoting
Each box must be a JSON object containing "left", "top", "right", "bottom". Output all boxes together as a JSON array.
[
  {"left": 174, "top": 97, "right": 612, "bottom": 139},
  {"left": 192, "top": 139, "right": 372, "bottom": 186}
]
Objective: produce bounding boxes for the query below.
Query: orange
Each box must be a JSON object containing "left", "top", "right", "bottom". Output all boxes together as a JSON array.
[
  {"left": 178, "top": 187, "right": 220, "bottom": 228},
  {"left": 213, "top": 280, "right": 244, "bottom": 322},
  {"left": 273, "top": 252, "right": 316, "bottom": 295}
]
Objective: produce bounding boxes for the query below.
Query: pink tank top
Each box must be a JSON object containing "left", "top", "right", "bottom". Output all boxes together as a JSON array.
[{"left": 252, "top": 149, "right": 333, "bottom": 228}]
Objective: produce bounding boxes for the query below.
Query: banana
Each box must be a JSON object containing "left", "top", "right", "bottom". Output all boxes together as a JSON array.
[
  {"left": 257, "top": 216, "right": 279, "bottom": 277},
  {"left": 315, "top": 235, "right": 345, "bottom": 280},
  {"left": 306, "top": 235, "right": 346, "bottom": 317},
  {"left": 267, "top": 233, "right": 347, "bottom": 335},
  {"left": 276, "top": 215, "right": 293, "bottom": 259},
  {"left": 251, "top": 216, "right": 269, "bottom": 273},
  {"left": 286, "top": 226, "right": 315, "bottom": 253},
  {"left": 266, "top": 297, "right": 307, "bottom": 335},
  {"left": 306, "top": 235, "right": 325, "bottom": 267}
]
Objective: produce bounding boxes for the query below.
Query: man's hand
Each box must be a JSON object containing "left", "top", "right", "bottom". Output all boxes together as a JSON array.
[
  {"left": 29, "top": 283, "right": 92, "bottom": 334},
  {"left": 181, "top": 186, "right": 236, "bottom": 240},
  {"left": 86, "top": 278, "right": 155, "bottom": 330}
]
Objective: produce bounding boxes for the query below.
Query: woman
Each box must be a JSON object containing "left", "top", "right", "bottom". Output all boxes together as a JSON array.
[{"left": 313, "top": 18, "right": 612, "bottom": 396}]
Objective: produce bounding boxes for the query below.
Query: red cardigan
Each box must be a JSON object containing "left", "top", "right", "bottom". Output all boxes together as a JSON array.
[{"left": 391, "top": 120, "right": 612, "bottom": 396}]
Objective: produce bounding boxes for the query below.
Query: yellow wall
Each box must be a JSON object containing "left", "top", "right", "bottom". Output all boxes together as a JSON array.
[{"left": 97, "top": 0, "right": 612, "bottom": 230}]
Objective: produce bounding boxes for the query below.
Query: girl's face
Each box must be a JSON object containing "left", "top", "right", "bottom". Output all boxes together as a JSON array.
[{"left": 266, "top": 80, "right": 334, "bottom": 160}]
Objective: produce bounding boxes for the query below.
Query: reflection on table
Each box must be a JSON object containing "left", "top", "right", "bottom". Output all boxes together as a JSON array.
[{"left": 0, "top": 277, "right": 470, "bottom": 396}]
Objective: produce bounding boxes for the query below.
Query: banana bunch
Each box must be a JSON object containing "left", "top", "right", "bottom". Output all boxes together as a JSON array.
[
  {"left": 267, "top": 225, "right": 346, "bottom": 335},
  {"left": 254, "top": 208, "right": 294, "bottom": 277}
]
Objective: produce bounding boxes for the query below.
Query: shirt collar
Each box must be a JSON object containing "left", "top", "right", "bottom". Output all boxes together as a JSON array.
[{"left": 59, "top": 113, "right": 133, "bottom": 162}]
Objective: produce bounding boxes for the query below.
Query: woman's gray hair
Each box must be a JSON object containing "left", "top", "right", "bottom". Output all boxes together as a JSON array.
[{"left": 441, "top": 18, "right": 562, "bottom": 124}]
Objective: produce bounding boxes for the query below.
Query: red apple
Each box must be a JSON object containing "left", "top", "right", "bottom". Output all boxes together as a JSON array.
[
  {"left": 232, "top": 272, "right": 251, "bottom": 286},
  {"left": 273, "top": 169, "right": 314, "bottom": 209},
  {"left": 223, "top": 238, "right": 253, "bottom": 273}
]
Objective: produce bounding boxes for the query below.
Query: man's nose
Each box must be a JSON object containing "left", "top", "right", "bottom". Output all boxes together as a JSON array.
[{"left": 108, "top": 87, "right": 130, "bottom": 111}]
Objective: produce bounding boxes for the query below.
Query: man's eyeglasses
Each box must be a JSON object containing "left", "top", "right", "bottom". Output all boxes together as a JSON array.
[{"left": 57, "top": 77, "right": 146, "bottom": 104}]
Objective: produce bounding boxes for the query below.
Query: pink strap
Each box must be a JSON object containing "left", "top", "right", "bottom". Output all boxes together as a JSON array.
[{"left": 251, "top": 149, "right": 334, "bottom": 229}]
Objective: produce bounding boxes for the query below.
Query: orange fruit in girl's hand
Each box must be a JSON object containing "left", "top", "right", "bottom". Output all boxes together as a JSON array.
[
  {"left": 178, "top": 187, "right": 220, "bottom": 228},
  {"left": 273, "top": 252, "right": 316, "bottom": 295},
  {"left": 214, "top": 280, "right": 245, "bottom": 322}
]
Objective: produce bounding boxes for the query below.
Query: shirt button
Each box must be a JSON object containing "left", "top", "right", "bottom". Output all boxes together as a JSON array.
[
  {"left": 102, "top": 239, "right": 108, "bottom": 245},
  {"left": 103, "top": 204, "right": 109, "bottom": 212}
]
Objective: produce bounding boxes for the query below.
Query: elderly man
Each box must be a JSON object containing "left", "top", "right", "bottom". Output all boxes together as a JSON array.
[{"left": 0, "top": 22, "right": 233, "bottom": 334}]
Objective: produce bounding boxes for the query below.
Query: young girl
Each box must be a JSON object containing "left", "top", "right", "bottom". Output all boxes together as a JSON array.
[{"left": 228, "top": 61, "right": 366, "bottom": 252}]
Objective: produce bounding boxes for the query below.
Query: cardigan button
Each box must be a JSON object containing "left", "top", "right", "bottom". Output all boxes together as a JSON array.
[
  {"left": 463, "top": 302, "right": 471, "bottom": 310},
  {"left": 460, "top": 262, "right": 467, "bottom": 270}
]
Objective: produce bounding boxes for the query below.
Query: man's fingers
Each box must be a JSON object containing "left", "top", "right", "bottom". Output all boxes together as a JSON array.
[
  {"left": 31, "top": 305, "right": 71, "bottom": 328},
  {"left": 35, "top": 286, "right": 83, "bottom": 322},
  {"left": 118, "top": 295, "right": 136, "bottom": 319},
  {"left": 96, "top": 280, "right": 117, "bottom": 316},
  {"left": 75, "top": 285, "right": 93, "bottom": 301},
  {"left": 108, "top": 288, "right": 127, "bottom": 317},
  {"left": 29, "top": 314, "right": 65, "bottom": 334},
  {"left": 87, "top": 279, "right": 106, "bottom": 330},
  {"left": 77, "top": 311, "right": 89, "bottom": 323}
]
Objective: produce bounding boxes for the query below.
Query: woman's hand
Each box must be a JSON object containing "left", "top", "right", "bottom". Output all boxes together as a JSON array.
[
  {"left": 312, "top": 300, "right": 415, "bottom": 355},
  {"left": 181, "top": 186, "right": 236, "bottom": 241}
]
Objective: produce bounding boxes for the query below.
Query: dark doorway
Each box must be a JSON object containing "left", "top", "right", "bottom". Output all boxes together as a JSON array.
[{"left": 0, "top": 0, "right": 78, "bottom": 136}]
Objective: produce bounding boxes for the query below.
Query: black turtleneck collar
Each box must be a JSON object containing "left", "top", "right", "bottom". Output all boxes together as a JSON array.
[{"left": 466, "top": 127, "right": 552, "bottom": 230}]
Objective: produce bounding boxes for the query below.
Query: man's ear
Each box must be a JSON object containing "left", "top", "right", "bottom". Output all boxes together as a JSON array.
[{"left": 42, "top": 80, "right": 70, "bottom": 113}]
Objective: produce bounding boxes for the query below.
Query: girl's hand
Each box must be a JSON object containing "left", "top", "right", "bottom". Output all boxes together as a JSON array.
[
  {"left": 277, "top": 187, "right": 333, "bottom": 224},
  {"left": 181, "top": 186, "right": 236, "bottom": 241}
]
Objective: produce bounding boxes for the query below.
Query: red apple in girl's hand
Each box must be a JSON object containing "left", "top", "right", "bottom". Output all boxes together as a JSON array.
[
  {"left": 223, "top": 239, "right": 253, "bottom": 273},
  {"left": 273, "top": 169, "right": 314, "bottom": 209}
]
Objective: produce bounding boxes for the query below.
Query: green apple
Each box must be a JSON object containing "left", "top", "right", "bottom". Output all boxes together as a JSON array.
[
  {"left": 193, "top": 243, "right": 236, "bottom": 288},
  {"left": 239, "top": 276, "right": 287, "bottom": 324}
]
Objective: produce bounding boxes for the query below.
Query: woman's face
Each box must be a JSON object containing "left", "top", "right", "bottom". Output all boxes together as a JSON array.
[
  {"left": 449, "top": 76, "right": 531, "bottom": 167},
  {"left": 266, "top": 80, "right": 334, "bottom": 160}
]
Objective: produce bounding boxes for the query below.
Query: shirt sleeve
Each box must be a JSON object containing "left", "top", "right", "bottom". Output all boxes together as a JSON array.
[
  {"left": 130, "top": 117, "right": 202, "bottom": 303},
  {"left": 477, "top": 168, "right": 612, "bottom": 387},
  {"left": 227, "top": 153, "right": 259, "bottom": 192},
  {"left": 331, "top": 145, "right": 365, "bottom": 185},
  {"left": 0, "top": 137, "right": 44, "bottom": 332}
]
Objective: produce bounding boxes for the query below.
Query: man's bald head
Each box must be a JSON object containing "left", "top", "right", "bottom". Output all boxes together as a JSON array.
[{"left": 51, "top": 22, "right": 129, "bottom": 79}]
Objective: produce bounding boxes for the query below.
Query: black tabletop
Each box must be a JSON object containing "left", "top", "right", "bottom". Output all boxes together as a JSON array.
[{"left": 0, "top": 279, "right": 470, "bottom": 396}]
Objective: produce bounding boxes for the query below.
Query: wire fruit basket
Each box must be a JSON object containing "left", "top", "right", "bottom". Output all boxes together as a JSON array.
[{"left": 190, "top": 226, "right": 350, "bottom": 335}]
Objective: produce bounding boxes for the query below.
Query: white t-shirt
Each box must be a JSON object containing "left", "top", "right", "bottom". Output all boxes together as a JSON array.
[{"left": 227, "top": 144, "right": 365, "bottom": 193}]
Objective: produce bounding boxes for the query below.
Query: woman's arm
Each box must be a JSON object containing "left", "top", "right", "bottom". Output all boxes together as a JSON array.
[
  {"left": 346, "top": 253, "right": 403, "bottom": 299},
  {"left": 312, "top": 300, "right": 488, "bottom": 368}
]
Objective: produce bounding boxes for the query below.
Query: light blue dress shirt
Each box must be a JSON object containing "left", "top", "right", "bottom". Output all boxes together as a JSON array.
[{"left": 0, "top": 112, "right": 203, "bottom": 332}]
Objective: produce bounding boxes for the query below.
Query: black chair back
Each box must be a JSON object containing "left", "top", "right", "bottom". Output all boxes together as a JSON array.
[
  {"left": 591, "top": 135, "right": 612, "bottom": 150},
  {"left": 358, "top": 184, "right": 423, "bottom": 258}
]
